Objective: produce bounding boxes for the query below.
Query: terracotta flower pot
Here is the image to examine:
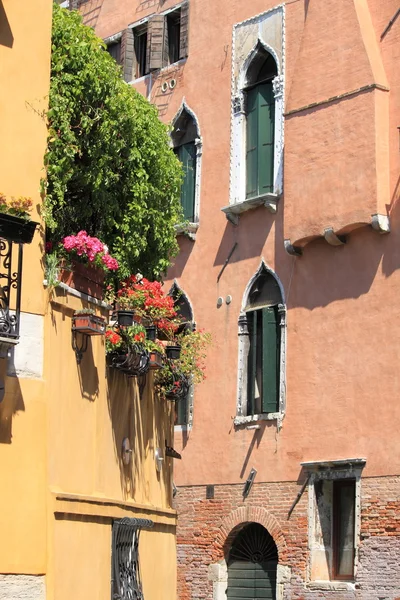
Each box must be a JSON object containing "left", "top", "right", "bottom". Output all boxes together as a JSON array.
[
  {"left": 149, "top": 350, "right": 164, "bottom": 370},
  {"left": 72, "top": 313, "right": 106, "bottom": 335},
  {"left": 59, "top": 259, "right": 105, "bottom": 299}
]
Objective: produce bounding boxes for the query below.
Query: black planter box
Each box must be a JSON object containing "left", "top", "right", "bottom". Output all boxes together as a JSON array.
[
  {"left": 0, "top": 213, "right": 38, "bottom": 244},
  {"left": 166, "top": 345, "right": 181, "bottom": 360},
  {"left": 116, "top": 310, "right": 135, "bottom": 327}
]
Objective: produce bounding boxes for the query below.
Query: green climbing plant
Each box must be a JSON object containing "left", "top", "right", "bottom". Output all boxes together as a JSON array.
[{"left": 44, "top": 4, "right": 183, "bottom": 279}]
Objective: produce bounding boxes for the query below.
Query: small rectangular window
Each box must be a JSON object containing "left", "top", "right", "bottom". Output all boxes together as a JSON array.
[
  {"left": 166, "top": 9, "right": 181, "bottom": 64},
  {"left": 133, "top": 26, "right": 148, "bottom": 78},
  {"left": 333, "top": 480, "right": 356, "bottom": 580}
]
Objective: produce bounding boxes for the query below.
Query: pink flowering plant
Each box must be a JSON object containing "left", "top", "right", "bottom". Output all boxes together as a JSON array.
[
  {"left": 45, "top": 230, "right": 119, "bottom": 290},
  {"left": 62, "top": 230, "right": 119, "bottom": 271}
]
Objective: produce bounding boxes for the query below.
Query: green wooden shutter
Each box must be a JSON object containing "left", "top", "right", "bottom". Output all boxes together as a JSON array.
[
  {"left": 261, "top": 307, "right": 280, "bottom": 413},
  {"left": 176, "top": 142, "right": 196, "bottom": 221},
  {"left": 247, "top": 310, "right": 257, "bottom": 415},
  {"left": 246, "top": 87, "right": 258, "bottom": 199},
  {"left": 258, "top": 82, "right": 275, "bottom": 194},
  {"left": 246, "top": 83, "right": 274, "bottom": 199}
]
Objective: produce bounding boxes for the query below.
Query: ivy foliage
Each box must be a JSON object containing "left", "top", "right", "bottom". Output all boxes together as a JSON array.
[{"left": 44, "top": 4, "right": 183, "bottom": 278}]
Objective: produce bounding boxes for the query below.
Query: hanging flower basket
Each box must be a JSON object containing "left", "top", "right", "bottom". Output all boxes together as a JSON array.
[
  {"left": 145, "top": 325, "right": 157, "bottom": 341},
  {"left": 165, "top": 373, "right": 190, "bottom": 401},
  {"left": 166, "top": 345, "right": 181, "bottom": 360},
  {"left": 72, "top": 312, "right": 106, "bottom": 336},
  {"left": 0, "top": 213, "right": 38, "bottom": 244},
  {"left": 59, "top": 259, "right": 105, "bottom": 299},
  {"left": 149, "top": 350, "right": 164, "bottom": 370},
  {"left": 109, "top": 346, "right": 149, "bottom": 376}
]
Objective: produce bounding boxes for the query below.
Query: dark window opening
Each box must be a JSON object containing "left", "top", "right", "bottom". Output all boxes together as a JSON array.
[
  {"left": 167, "top": 9, "right": 181, "bottom": 64},
  {"left": 332, "top": 480, "right": 356, "bottom": 580},
  {"left": 106, "top": 41, "right": 122, "bottom": 65},
  {"left": 134, "top": 26, "right": 148, "bottom": 78}
]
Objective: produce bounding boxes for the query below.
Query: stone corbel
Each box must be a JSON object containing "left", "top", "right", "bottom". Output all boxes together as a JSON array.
[
  {"left": 371, "top": 213, "right": 390, "bottom": 234},
  {"left": 284, "top": 240, "right": 302, "bottom": 256},
  {"left": 323, "top": 227, "right": 346, "bottom": 246}
]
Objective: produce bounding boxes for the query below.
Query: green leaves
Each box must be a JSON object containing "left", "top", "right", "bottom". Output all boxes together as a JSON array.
[{"left": 45, "top": 4, "right": 183, "bottom": 279}]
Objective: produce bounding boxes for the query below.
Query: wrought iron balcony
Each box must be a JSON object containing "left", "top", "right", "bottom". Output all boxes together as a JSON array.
[{"left": 0, "top": 238, "right": 22, "bottom": 358}]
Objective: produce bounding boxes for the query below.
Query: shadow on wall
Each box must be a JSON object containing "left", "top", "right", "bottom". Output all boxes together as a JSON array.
[
  {"left": 79, "top": 0, "right": 103, "bottom": 29},
  {"left": 77, "top": 338, "right": 100, "bottom": 401},
  {"left": 276, "top": 177, "right": 400, "bottom": 310},
  {"left": 0, "top": 361, "right": 24, "bottom": 444},
  {"left": 167, "top": 235, "right": 195, "bottom": 280},
  {"left": 0, "top": 0, "right": 13, "bottom": 48},
  {"left": 213, "top": 206, "right": 275, "bottom": 268},
  {"left": 106, "top": 369, "right": 173, "bottom": 506}
]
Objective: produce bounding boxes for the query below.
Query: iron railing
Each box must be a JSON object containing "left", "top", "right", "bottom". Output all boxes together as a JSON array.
[{"left": 112, "top": 518, "right": 154, "bottom": 600}]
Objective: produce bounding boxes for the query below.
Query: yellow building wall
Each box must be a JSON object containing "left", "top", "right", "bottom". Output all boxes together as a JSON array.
[
  {"left": 45, "top": 288, "right": 177, "bottom": 600},
  {"left": 0, "top": 0, "right": 52, "bottom": 576}
]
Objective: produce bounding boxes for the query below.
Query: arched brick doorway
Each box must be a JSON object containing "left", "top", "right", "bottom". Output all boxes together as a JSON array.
[{"left": 227, "top": 522, "right": 278, "bottom": 599}]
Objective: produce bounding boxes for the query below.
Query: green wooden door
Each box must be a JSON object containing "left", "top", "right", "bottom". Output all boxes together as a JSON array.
[
  {"left": 176, "top": 142, "right": 196, "bottom": 221},
  {"left": 227, "top": 561, "right": 277, "bottom": 599},
  {"left": 227, "top": 523, "right": 278, "bottom": 600}
]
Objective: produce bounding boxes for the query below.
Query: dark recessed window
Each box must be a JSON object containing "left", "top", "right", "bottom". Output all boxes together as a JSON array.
[
  {"left": 333, "top": 479, "right": 356, "bottom": 580},
  {"left": 133, "top": 26, "right": 148, "bottom": 78},
  {"left": 167, "top": 9, "right": 181, "bottom": 64},
  {"left": 106, "top": 41, "right": 122, "bottom": 65}
]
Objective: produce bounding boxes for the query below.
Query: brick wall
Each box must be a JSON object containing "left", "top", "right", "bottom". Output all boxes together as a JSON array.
[{"left": 175, "top": 476, "right": 400, "bottom": 600}]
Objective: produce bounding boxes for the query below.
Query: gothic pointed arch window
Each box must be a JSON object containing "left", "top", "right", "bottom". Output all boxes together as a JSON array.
[
  {"left": 170, "top": 282, "right": 194, "bottom": 427},
  {"left": 171, "top": 104, "right": 202, "bottom": 227},
  {"left": 244, "top": 46, "right": 277, "bottom": 200},
  {"left": 235, "top": 264, "right": 286, "bottom": 423},
  {"left": 227, "top": 9, "right": 285, "bottom": 218}
]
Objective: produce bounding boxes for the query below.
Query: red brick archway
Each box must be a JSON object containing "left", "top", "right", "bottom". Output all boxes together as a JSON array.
[{"left": 212, "top": 506, "right": 288, "bottom": 564}]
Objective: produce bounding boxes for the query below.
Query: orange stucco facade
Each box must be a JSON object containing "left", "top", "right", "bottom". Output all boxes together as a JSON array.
[{"left": 88, "top": 0, "right": 400, "bottom": 597}]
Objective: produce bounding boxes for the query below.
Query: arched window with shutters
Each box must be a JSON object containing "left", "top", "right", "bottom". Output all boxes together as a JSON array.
[
  {"left": 244, "top": 47, "right": 277, "bottom": 200},
  {"left": 227, "top": 11, "right": 285, "bottom": 218},
  {"left": 169, "top": 281, "right": 195, "bottom": 428},
  {"left": 171, "top": 102, "right": 202, "bottom": 230},
  {"left": 235, "top": 262, "right": 286, "bottom": 425}
]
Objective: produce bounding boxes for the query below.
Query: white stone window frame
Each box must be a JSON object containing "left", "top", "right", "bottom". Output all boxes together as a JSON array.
[
  {"left": 169, "top": 280, "right": 196, "bottom": 431},
  {"left": 224, "top": 6, "right": 285, "bottom": 221},
  {"left": 234, "top": 260, "right": 287, "bottom": 429},
  {"left": 171, "top": 99, "right": 203, "bottom": 239},
  {"left": 303, "top": 458, "right": 366, "bottom": 591}
]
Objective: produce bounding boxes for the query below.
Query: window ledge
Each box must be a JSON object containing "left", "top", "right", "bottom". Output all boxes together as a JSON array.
[
  {"left": 175, "top": 222, "right": 198, "bottom": 241},
  {"left": 307, "top": 581, "right": 357, "bottom": 592},
  {"left": 221, "top": 193, "right": 280, "bottom": 224},
  {"left": 174, "top": 424, "right": 192, "bottom": 432},
  {"left": 43, "top": 280, "right": 112, "bottom": 310},
  {"left": 234, "top": 412, "right": 282, "bottom": 426}
]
